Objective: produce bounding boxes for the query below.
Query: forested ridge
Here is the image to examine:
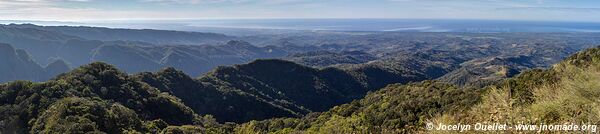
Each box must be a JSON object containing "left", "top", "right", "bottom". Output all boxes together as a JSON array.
[
  {"left": 2, "top": 24, "right": 598, "bottom": 84},
  {"left": 0, "top": 51, "right": 458, "bottom": 133},
  {"left": 1, "top": 46, "right": 599, "bottom": 133},
  {"left": 229, "top": 46, "right": 600, "bottom": 133},
  {"left": 2, "top": 24, "right": 600, "bottom": 133},
  {"left": 0, "top": 63, "right": 204, "bottom": 133},
  {"left": 135, "top": 56, "right": 453, "bottom": 123}
]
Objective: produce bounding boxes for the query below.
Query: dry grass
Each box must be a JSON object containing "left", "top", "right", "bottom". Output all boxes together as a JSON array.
[{"left": 426, "top": 62, "right": 600, "bottom": 133}]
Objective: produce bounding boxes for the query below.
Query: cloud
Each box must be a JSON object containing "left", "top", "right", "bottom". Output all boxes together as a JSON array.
[
  {"left": 536, "top": 0, "right": 544, "bottom": 4},
  {"left": 496, "top": 7, "right": 600, "bottom": 12},
  {"left": 2, "top": 0, "right": 599, "bottom": 22},
  {"left": 0, "top": 0, "right": 91, "bottom": 10},
  {"left": 0, "top": 0, "right": 314, "bottom": 21},
  {"left": 140, "top": 0, "right": 261, "bottom": 4},
  {"left": 140, "top": 0, "right": 310, "bottom": 5},
  {"left": 0, "top": 0, "right": 50, "bottom": 11},
  {"left": 0, "top": 0, "right": 113, "bottom": 21},
  {"left": 387, "top": 0, "right": 415, "bottom": 1},
  {"left": 141, "top": 0, "right": 203, "bottom": 4}
]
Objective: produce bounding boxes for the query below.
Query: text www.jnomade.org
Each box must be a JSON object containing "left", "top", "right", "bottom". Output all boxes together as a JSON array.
[{"left": 426, "top": 122, "right": 597, "bottom": 133}]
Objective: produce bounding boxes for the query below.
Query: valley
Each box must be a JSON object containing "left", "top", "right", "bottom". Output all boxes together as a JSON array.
[
  {"left": 1, "top": 23, "right": 599, "bottom": 133},
  {"left": 3, "top": 0, "right": 600, "bottom": 133}
]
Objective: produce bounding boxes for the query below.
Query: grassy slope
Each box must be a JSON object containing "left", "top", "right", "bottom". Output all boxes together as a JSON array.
[{"left": 430, "top": 47, "right": 600, "bottom": 133}]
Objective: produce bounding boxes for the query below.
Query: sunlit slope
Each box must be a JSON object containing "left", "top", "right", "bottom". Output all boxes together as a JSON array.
[
  {"left": 429, "top": 46, "right": 600, "bottom": 133},
  {"left": 232, "top": 46, "right": 600, "bottom": 133}
]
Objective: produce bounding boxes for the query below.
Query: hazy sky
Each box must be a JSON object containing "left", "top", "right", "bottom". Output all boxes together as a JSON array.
[{"left": 1, "top": 0, "right": 600, "bottom": 22}]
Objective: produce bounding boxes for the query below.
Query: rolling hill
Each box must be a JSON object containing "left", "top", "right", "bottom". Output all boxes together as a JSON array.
[
  {"left": 0, "top": 51, "right": 457, "bottom": 133},
  {"left": 137, "top": 54, "right": 456, "bottom": 123},
  {"left": 2, "top": 24, "right": 600, "bottom": 133},
  {"left": 230, "top": 46, "right": 600, "bottom": 133},
  {"left": 2, "top": 24, "right": 599, "bottom": 85},
  {"left": 5, "top": 24, "right": 233, "bottom": 45},
  {"left": 1, "top": 43, "right": 599, "bottom": 133}
]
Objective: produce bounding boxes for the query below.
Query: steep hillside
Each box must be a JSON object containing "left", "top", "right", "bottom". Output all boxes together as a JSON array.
[
  {"left": 89, "top": 40, "right": 287, "bottom": 76},
  {"left": 0, "top": 43, "right": 69, "bottom": 83},
  {"left": 1, "top": 24, "right": 597, "bottom": 84},
  {"left": 0, "top": 24, "right": 292, "bottom": 81},
  {"left": 203, "top": 56, "right": 455, "bottom": 111},
  {"left": 234, "top": 81, "right": 481, "bottom": 133},
  {"left": 136, "top": 67, "right": 308, "bottom": 123},
  {"left": 2, "top": 45, "right": 599, "bottom": 133},
  {"left": 233, "top": 46, "right": 600, "bottom": 133},
  {"left": 135, "top": 56, "right": 453, "bottom": 123},
  {"left": 0, "top": 56, "right": 457, "bottom": 132},
  {"left": 0, "top": 25, "right": 80, "bottom": 64},
  {"left": 43, "top": 59, "right": 71, "bottom": 80},
  {"left": 0, "top": 62, "right": 230, "bottom": 133},
  {"left": 336, "top": 51, "right": 462, "bottom": 89},
  {"left": 423, "top": 46, "right": 600, "bottom": 133},
  {"left": 0, "top": 26, "right": 292, "bottom": 81}
]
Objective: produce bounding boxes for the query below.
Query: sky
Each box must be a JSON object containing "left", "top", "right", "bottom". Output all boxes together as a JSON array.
[{"left": 1, "top": 0, "right": 600, "bottom": 22}]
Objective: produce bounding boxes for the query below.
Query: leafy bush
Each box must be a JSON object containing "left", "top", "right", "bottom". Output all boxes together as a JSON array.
[
  {"left": 0, "top": 62, "right": 202, "bottom": 133},
  {"left": 235, "top": 81, "right": 481, "bottom": 133}
]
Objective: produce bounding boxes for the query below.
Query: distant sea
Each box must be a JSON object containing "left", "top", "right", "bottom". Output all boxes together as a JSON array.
[{"left": 3, "top": 19, "right": 600, "bottom": 33}]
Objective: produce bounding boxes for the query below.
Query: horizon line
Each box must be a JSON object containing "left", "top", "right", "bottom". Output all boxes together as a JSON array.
[{"left": 3, "top": 18, "right": 600, "bottom": 24}]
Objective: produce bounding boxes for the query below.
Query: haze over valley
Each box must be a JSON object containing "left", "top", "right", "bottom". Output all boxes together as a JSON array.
[
  {"left": 2, "top": 22, "right": 598, "bottom": 83},
  {"left": 2, "top": 0, "right": 600, "bottom": 133}
]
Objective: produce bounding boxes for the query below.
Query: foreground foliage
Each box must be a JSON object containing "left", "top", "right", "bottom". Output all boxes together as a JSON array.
[
  {"left": 1, "top": 46, "right": 600, "bottom": 133},
  {"left": 0, "top": 63, "right": 222, "bottom": 133},
  {"left": 234, "top": 81, "right": 481, "bottom": 133},
  {"left": 429, "top": 46, "right": 600, "bottom": 133},
  {"left": 232, "top": 46, "right": 600, "bottom": 133}
]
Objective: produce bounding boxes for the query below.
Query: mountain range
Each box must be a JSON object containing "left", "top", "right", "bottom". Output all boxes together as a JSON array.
[
  {"left": 0, "top": 51, "right": 454, "bottom": 133},
  {"left": 2, "top": 24, "right": 599, "bottom": 84},
  {"left": 1, "top": 42, "right": 599, "bottom": 133},
  {"left": 2, "top": 23, "right": 600, "bottom": 133},
  {"left": 231, "top": 46, "right": 600, "bottom": 133},
  {"left": 0, "top": 43, "right": 69, "bottom": 83}
]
